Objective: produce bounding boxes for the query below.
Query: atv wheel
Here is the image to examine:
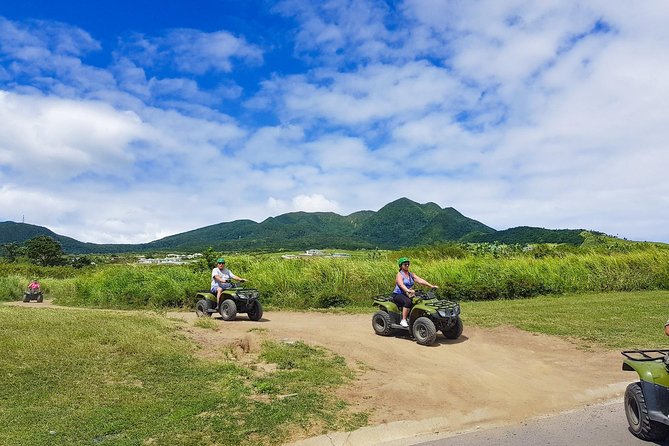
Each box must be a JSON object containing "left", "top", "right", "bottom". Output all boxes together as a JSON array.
[
  {"left": 625, "top": 382, "right": 669, "bottom": 441},
  {"left": 247, "top": 300, "right": 264, "bottom": 321},
  {"left": 195, "top": 299, "right": 213, "bottom": 317},
  {"left": 413, "top": 317, "right": 437, "bottom": 346},
  {"left": 22, "top": 293, "right": 30, "bottom": 303},
  {"left": 219, "top": 299, "right": 238, "bottom": 321},
  {"left": 372, "top": 311, "right": 394, "bottom": 336},
  {"left": 442, "top": 317, "right": 463, "bottom": 339},
  {"left": 36, "top": 293, "right": 43, "bottom": 303}
]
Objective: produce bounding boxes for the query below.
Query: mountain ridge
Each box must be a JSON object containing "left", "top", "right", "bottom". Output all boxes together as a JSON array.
[{"left": 0, "top": 198, "right": 587, "bottom": 254}]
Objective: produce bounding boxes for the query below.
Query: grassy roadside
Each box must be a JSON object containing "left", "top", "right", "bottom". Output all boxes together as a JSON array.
[
  {"left": 0, "top": 307, "right": 366, "bottom": 446},
  {"left": 461, "top": 290, "right": 669, "bottom": 349}
]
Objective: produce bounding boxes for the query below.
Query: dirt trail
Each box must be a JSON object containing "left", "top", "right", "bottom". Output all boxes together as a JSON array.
[
  {"left": 8, "top": 301, "right": 629, "bottom": 442},
  {"left": 166, "top": 310, "right": 627, "bottom": 430}
]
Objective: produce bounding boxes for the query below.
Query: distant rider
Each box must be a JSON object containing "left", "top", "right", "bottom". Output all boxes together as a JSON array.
[
  {"left": 211, "top": 258, "right": 246, "bottom": 305},
  {"left": 665, "top": 318, "right": 669, "bottom": 337},
  {"left": 28, "top": 279, "right": 41, "bottom": 291},
  {"left": 392, "top": 257, "right": 438, "bottom": 328}
]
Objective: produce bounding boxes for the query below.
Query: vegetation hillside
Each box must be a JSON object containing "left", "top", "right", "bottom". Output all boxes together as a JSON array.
[{"left": 1, "top": 198, "right": 614, "bottom": 254}]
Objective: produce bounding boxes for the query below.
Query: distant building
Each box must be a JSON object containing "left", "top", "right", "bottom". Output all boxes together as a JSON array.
[{"left": 281, "top": 250, "right": 351, "bottom": 260}]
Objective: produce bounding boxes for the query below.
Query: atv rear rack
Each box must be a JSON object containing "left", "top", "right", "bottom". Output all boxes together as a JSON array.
[
  {"left": 371, "top": 294, "right": 395, "bottom": 302},
  {"left": 622, "top": 349, "right": 669, "bottom": 361}
]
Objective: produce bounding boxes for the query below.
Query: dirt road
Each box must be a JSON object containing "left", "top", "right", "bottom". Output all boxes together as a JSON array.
[{"left": 9, "top": 301, "right": 630, "bottom": 444}]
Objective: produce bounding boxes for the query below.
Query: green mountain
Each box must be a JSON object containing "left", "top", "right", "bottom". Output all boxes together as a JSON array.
[{"left": 0, "top": 198, "right": 592, "bottom": 254}]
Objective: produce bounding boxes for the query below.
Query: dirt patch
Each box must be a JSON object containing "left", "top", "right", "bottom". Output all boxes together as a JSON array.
[{"left": 166, "top": 310, "right": 627, "bottom": 433}]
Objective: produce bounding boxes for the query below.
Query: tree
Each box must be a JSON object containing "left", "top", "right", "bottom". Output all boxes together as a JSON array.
[
  {"left": 1, "top": 242, "right": 23, "bottom": 262},
  {"left": 70, "top": 256, "right": 93, "bottom": 269},
  {"left": 24, "top": 236, "right": 66, "bottom": 266}
]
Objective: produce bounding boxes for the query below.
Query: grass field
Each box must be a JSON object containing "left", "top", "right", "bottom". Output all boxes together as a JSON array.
[
  {"left": 0, "top": 306, "right": 366, "bottom": 446},
  {"left": 462, "top": 290, "right": 669, "bottom": 349}
]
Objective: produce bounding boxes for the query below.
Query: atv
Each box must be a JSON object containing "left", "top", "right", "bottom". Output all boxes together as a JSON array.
[
  {"left": 195, "top": 281, "right": 263, "bottom": 322},
  {"left": 621, "top": 349, "right": 669, "bottom": 441},
  {"left": 23, "top": 287, "right": 43, "bottom": 303},
  {"left": 371, "top": 289, "right": 462, "bottom": 346}
]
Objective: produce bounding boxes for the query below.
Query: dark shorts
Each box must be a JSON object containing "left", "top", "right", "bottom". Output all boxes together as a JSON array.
[{"left": 392, "top": 292, "right": 412, "bottom": 309}]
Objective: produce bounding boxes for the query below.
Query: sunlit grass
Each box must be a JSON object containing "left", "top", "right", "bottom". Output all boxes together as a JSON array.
[{"left": 0, "top": 307, "right": 366, "bottom": 446}]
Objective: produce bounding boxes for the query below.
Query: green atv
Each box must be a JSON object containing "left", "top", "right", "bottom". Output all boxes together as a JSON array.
[
  {"left": 371, "top": 289, "right": 462, "bottom": 346},
  {"left": 195, "top": 281, "right": 263, "bottom": 322},
  {"left": 622, "top": 349, "right": 669, "bottom": 441}
]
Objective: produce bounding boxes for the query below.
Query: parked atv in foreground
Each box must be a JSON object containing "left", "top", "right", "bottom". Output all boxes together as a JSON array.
[
  {"left": 371, "top": 289, "right": 462, "bottom": 346},
  {"left": 195, "top": 281, "right": 263, "bottom": 321},
  {"left": 621, "top": 349, "right": 669, "bottom": 441}
]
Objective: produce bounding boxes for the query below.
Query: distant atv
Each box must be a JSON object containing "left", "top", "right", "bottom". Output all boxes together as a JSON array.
[
  {"left": 195, "top": 281, "right": 263, "bottom": 322},
  {"left": 621, "top": 349, "right": 669, "bottom": 441},
  {"left": 23, "top": 287, "right": 43, "bottom": 303},
  {"left": 372, "top": 289, "right": 462, "bottom": 346}
]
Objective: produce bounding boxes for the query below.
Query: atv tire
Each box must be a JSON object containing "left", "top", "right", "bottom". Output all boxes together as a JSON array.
[
  {"left": 219, "top": 299, "right": 238, "bottom": 321},
  {"left": 196, "top": 299, "right": 213, "bottom": 317},
  {"left": 442, "top": 317, "right": 463, "bottom": 339},
  {"left": 247, "top": 300, "right": 263, "bottom": 321},
  {"left": 36, "top": 293, "right": 43, "bottom": 303},
  {"left": 625, "top": 382, "right": 669, "bottom": 441},
  {"left": 372, "top": 310, "right": 393, "bottom": 336},
  {"left": 413, "top": 316, "right": 437, "bottom": 346},
  {"left": 23, "top": 293, "right": 30, "bottom": 303}
]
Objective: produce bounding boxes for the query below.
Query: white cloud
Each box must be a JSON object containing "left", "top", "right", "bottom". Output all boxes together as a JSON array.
[
  {"left": 0, "top": 91, "right": 144, "bottom": 179},
  {"left": 269, "top": 194, "right": 340, "bottom": 214},
  {"left": 122, "top": 29, "right": 263, "bottom": 75}
]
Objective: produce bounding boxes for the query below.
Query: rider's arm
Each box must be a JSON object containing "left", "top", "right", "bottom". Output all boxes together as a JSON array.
[
  {"left": 230, "top": 272, "right": 246, "bottom": 282},
  {"left": 665, "top": 319, "right": 669, "bottom": 337},
  {"left": 412, "top": 273, "right": 437, "bottom": 289}
]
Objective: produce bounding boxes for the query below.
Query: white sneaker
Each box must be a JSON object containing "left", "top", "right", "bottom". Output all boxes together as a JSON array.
[{"left": 400, "top": 319, "right": 408, "bottom": 327}]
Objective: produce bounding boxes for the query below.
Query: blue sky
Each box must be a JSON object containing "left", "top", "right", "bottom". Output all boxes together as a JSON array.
[{"left": 1, "top": 0, "right": 668, "bottom": 244}]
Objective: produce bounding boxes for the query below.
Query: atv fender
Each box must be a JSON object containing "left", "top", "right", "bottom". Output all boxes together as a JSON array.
[
  {"left": 375, "top": 301, "right": 400, "bottom": 314},
  {"left": 409, "top": 307, "right": 432, "bottom": 321},
  {"left": 196, "top": 291, "right": 217, "bottom": 303},
  {"left": 624, "top": 359, "right": 669, "bottom": 426},
  {"left": 623, "top": 359, "right": 669, "bottom": 388}
]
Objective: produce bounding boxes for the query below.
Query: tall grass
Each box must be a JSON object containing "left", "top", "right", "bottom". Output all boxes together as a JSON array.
[{"left": 4, "top": 247, "right": 669, "bottom": 310}]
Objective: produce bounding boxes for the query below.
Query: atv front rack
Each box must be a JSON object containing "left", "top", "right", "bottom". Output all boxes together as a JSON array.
[
  {"left": 235, "top": 288, "right": 259, "bottom": 299},
  {"left": 622, "top": 349, "right": 669, "bottom": 361},
  {"left": 430, "top": 299, "right": 460, "bottom": 317}
]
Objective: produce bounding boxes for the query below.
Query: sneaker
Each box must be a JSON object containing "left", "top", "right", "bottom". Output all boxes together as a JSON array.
[{"left": 400, "top": 319, "right": 408, "bottom": 327}]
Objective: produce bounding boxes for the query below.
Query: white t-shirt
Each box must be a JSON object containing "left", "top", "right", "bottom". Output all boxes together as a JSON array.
[{"left": 211, "top": 267, "right": 233, "bottom": 288}]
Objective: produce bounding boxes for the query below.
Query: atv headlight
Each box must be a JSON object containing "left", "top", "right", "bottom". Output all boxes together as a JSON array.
[{"left": 438, "top": 310, "right": 447, "bottom": 317}]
